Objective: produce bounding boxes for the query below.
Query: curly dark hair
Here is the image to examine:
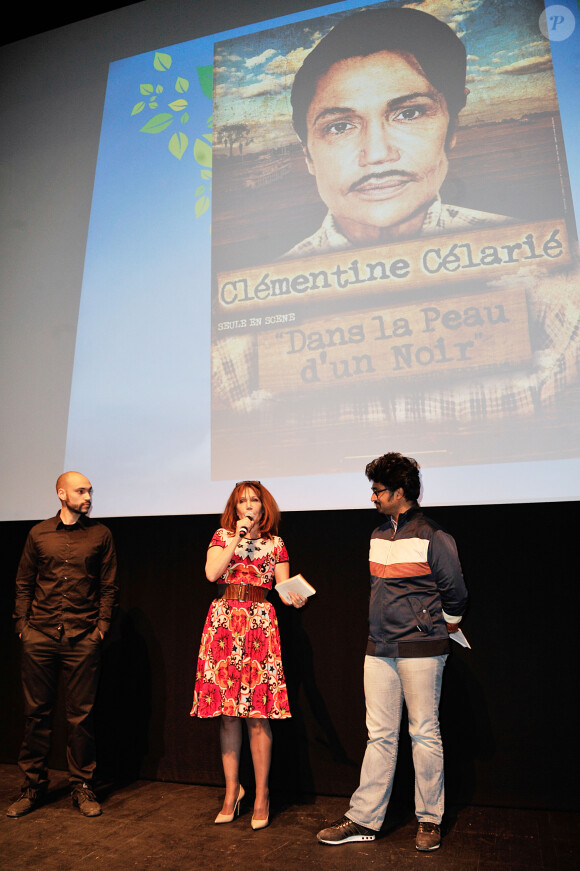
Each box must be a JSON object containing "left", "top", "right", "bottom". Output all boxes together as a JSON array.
[{"left": 365, "top": 453, "right": 421, "bottom": 503}]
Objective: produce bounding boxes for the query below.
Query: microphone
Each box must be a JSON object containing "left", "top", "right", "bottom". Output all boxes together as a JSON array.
[{"left": 239, "top": 513, "right": 254, "bottom": 537}]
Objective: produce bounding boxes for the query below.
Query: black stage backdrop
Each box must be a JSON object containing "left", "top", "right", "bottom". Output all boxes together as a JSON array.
[{"left": 1, "top": 502, "right": 577, "bottom": 811}]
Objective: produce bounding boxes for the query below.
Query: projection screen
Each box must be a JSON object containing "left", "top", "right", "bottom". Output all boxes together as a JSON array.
[{"left": 2, "top": 0, "right": 579, "bottom": 519}]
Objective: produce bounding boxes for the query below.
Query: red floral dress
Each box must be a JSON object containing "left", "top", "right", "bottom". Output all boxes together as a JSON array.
[{"left": 190, "top": 529, "right": 291, "bottom": 719}]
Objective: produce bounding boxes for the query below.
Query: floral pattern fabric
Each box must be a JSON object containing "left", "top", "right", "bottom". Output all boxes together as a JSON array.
[{"left": 190, "top": 530, "right": 291, "bottom": 719}]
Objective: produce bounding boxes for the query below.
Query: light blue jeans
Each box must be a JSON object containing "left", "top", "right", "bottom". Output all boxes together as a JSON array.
[{"left": 347, "top": 654, "right": 447, "bottom": 830}]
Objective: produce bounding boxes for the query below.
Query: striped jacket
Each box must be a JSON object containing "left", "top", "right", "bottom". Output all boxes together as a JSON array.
[{"left": 367, "top": 507, "right": 468, "bottom": 658}]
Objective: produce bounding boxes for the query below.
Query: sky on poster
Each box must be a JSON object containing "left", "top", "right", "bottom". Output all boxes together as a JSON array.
[{"left": 213, "top": 0, "right": 560, "bottom": 155}]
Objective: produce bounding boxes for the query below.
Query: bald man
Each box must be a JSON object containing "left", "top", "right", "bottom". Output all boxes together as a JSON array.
[{"left": 7, "top": 472, "right": 118, "bottom": 819}]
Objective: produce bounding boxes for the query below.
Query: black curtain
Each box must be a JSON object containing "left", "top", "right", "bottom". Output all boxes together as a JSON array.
[{"left": 1, "top": 501, "right": 577, "bottom": 810}]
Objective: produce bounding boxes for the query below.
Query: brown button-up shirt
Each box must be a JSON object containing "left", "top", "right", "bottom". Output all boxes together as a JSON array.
[{"left": 13, "top": 512, "right": 118, "bottom": 640}]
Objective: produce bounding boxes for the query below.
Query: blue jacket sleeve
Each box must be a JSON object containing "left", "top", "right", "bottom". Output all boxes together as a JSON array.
[{"left": 429, "top": 529, "right": 468, "bottom": 618}]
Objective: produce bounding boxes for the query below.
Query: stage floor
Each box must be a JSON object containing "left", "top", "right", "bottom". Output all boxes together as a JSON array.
[{"left": 1, "top": 764, "right": 576, "bottom": 870}]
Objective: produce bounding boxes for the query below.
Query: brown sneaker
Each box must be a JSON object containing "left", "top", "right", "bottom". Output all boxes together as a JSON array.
[
  {"left": 317, "top": 815, "right": 376, "bottom": 845},
  {"left": 416, "top": 821, "right": 441, "bottom": 851}
]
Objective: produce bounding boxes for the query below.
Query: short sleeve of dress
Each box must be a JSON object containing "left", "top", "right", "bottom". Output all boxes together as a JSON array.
[
  {"left": 275, "top": 536, "right": 289, "bottom": 564},
  {"left": 209, "top": 529, "right": 227, "bottom": 549}
]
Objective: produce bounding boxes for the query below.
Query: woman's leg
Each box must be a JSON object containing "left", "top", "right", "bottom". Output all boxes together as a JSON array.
[
  {"left": 219, "top": 715, "right": 243, "bottom": 814},
  {"left": 246, "top": 718, "right": 272, "bottom": 819}
]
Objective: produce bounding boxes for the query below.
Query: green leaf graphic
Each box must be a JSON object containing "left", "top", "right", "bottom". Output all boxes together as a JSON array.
[
  {"left": 140, "top": 113, "right": 174, "bottom": 134},
  {"left": 194, "top": 137, "right": 212, "bottom": 167},
  {"left": 175, "top": 77, "right": 190, "bottom": 93},
  {"left": 131, "top": 50, "right": 213, "bottom": 232},
  {"left": 168, "top": 132, "right": 189, "bottom": 159},
  {"left": 154, "top": 52, "right": 172, "bottom": 71},
  {"left": 196, "top": 66, "right": 213, "bottom": 100},
  {"left": 195, "top": 196, "right": 210, "bottom": 218}
]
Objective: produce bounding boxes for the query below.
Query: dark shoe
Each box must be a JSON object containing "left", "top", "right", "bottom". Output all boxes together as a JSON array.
[
  {"left": 416, "top": 821, "right": 441, "bottom": 851},
  {"left": 72, "top": 783, "right": 102, "bottom": 817},
  {"left": 317, "top": 815, "right": 376, "bottom": 845},
  {"left": 6, "top": 786, "right": 45, "bottom": 818}
]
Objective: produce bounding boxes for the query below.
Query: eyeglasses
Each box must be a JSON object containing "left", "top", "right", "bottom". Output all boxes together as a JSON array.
[
  {"left": 371, "top": 486, "right": 391, "bottom": 497},
  {"left": 236, "top": 480, "right": 261, "bottom": 487}
]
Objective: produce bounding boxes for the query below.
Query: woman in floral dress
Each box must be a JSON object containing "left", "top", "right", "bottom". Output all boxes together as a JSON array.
[{"left": 191, "top": 481, "right": 306, "bottom": 829}]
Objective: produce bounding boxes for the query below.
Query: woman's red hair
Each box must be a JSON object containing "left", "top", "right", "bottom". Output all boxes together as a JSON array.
[{"left": 221, "top": 482, "right": 281, "bottom": 537}]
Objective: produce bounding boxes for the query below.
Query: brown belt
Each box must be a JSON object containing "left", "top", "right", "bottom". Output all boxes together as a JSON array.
[{"left": 222, "top": 584, "right": 267, "bottom": 603}]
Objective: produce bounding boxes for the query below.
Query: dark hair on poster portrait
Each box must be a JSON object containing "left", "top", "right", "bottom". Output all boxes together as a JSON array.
[{"left": 290, "top": 6, "right": 468, "bottom": 144}]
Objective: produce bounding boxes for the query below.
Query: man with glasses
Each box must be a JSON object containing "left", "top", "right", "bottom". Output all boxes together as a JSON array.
[{"left": 317, "top": 452, "right": 467, "bottom": 852}]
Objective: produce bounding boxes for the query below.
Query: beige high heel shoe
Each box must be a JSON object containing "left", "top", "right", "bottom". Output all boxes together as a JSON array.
[
  {"left": 214, "top": 784, "right": 245, "bottom": 824},
  {"left": 250, "top": 800, "right": 270, "bottom": 830}
]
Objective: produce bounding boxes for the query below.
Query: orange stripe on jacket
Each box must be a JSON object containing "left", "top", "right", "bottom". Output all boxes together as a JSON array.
[{"left": 370, "top": 560, "right": 431, "bottom": 579}]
